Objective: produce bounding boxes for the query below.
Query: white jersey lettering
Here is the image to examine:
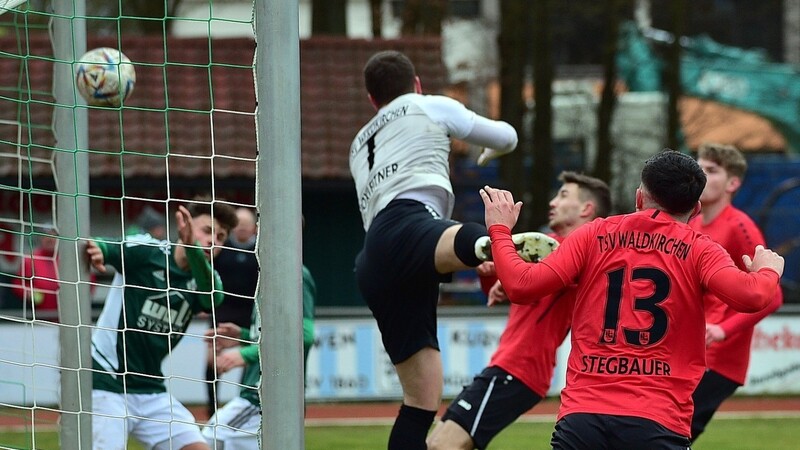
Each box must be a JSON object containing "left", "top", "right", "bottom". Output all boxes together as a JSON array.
[{"left": 350, "top": 93, "right": 475, "bottom": 229}]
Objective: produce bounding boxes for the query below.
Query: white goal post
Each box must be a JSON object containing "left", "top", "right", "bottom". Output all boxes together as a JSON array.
[{"left": 0, "top": 1, "right": 305, "bottom": 449}]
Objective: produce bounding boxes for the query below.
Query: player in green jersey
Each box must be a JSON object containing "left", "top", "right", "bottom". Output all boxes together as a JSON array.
[
  {"left": 202, "top": 265, "right": 317, "bottom": 449},
  {"left": 87, "top": 198, "right": 238, "bottom": 450}
]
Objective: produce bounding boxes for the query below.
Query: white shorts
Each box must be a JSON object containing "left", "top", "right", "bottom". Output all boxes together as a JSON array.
[
  {"left": 202, "top": 396, "right": 261, "bottom": 450},
  {"left": 92, "top": 390, "right": 205, "bottom": 450}
]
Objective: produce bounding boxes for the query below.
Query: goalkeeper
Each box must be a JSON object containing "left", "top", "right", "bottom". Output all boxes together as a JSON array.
[{"left": 86, "top": 198, "right": 238, "bottom": 450}]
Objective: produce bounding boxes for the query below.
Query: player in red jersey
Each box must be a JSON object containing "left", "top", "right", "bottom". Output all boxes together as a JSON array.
[
  {"left": 689, "top": 143, "right": 783, "bottom": 441},
  {"left": 481, "top": 150, "right": 784, "bottom": 449},
  {"left": 427, "top": 172, "right": 611, "bottom": 450}
]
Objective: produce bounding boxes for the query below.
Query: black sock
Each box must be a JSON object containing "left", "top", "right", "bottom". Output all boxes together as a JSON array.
[
  {"left": 387, "top": 404, "right": 436, "bottom": 450},
  {"left": 454, "top": 222, "right": 488, "bottom": 267},
  {"left": 205, "top": 365, "right": 216, "bottom": 416}
]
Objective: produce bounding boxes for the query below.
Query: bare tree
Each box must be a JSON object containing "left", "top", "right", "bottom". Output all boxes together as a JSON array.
[
  {"left": 665, "top": 0, "right": 686, "bottom": 151},
  {"left": 370, "top": 0, "right": 383, "bottom": 38},
  {"left": 594, "top": 0, "right": 631, "bottom": 183},
  {"left": 498, "top": 0, "right": 532, "bottom": 228},
  {"left": 89, "top": 0, "right": 184, "bottom": 34},
  {"left": 400, "top": 0, "right": 446, "bottom": 35},
  {"left": 529, "top": 0, "right": 554, "bottom": 229},
  {"left": 312, "top": 0, "right": 347, "bottom": 36}
]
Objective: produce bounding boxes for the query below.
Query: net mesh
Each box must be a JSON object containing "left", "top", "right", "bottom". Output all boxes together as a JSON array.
[{"left": 0, "top": 1, "right": 258, "bottom": 447}]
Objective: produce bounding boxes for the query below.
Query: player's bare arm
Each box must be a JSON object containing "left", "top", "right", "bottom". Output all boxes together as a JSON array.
[
  {"left": 176, "top": 205, "right": 195, "bottom": 243},
  {"left": 215, "top": 349, "right": 245, "bottom": 374},
  {"left": 742, "top": 244, "right": 785, "bottom": 276},
  {"left": 480, "top": 185, "right": 523, "bottom": 230},
  {"left": 204, "top": 322, "right": 243, "bottom": 353},
  {"left": 207, "top": 322, "right": 243, "bottom": 339},
  {"left": 707, "top": 246, "right": 784, "bottom": 313},
  {"left": 85, "top": 240, "right": 106, "bottom": 273},
  {"left": 705, "top": 324, "right": 726, "bottom": 346},
  {"left": 173, "top": 205, "right": 196, "bottom": 269},
  {"left": 487, "top": 280, "right": 508, "bottom": 307},
  {"left": 705, "top": 244, "right": 783, "bottom": 314},
  {"left": 475, "top": 261, "right": 495, "bottom": 277}
]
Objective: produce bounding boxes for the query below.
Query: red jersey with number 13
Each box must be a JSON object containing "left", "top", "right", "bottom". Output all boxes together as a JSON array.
[{"left": 489, "top": 209, "right": 780, "bottom": 436}]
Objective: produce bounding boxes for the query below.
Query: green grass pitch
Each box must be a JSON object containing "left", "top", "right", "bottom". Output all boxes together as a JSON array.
[{"left": 0, "top": 417, "right": 799, "bottom": 449}]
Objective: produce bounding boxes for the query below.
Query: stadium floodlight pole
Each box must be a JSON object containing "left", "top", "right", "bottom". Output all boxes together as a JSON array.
[
  {"left": 52, "top": 0, "right": 92, "bottom": 448},
  {"left": 254, "top": 0, "right": 304, "bottom": 449}
]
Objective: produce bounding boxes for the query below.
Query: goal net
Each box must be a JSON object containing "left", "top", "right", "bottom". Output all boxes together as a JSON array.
[{"left": 0, "top": 1, "right": 293, "bottom": 448}]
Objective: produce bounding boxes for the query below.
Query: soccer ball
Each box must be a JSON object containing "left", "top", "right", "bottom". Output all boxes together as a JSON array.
[{"left": 75, "top": 47, "right": 136, "bottom": 107}]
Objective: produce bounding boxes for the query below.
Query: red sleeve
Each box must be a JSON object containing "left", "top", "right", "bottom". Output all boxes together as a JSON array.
[
  {"left": 479, "top": 274, "right": 498, "bottom": 295},
  {"left": 714, "top": 213, "right": 781, "bottom": 335},
  {"left": 10, "top": 257, "right": 31, "bottom": 300},
  {"left": 488, "top": 224, "right": 567, "bottom": 304},
  {"left": 706, "top": 266, "right": 780, "bottom": 313},
  {"left": 719, "top": 286, "right": 783, "bottom": 337}
]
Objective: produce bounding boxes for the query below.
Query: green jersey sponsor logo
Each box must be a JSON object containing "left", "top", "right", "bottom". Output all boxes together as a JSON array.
[{"left": 136, "top": 292, "right": 193, "bottom": 332}]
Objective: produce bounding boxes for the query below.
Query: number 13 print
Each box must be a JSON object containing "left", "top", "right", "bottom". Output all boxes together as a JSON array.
[{"left": 600, "top": 267, "right": 670, "bottom": 347}]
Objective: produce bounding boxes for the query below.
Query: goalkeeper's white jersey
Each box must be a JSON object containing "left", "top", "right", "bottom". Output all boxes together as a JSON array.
[{"left": 349, "top": 93, "right": 476, "bottom": 230}]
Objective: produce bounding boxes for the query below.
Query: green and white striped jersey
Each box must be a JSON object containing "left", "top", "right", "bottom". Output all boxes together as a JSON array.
[{"left": 91, "top": 234, "right": 223, "bottom": 393}]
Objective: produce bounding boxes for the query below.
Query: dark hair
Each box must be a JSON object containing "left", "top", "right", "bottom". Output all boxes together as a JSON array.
[
  {"left": 363, "top": 50, "right": 417, "bottom": 106},
  {"left": 559, "top": 171, "right": 612, "bottom": 218},
  {"left": 136, "top": 206, "right": 165, "bottom": 232},
  {"left": 641, "top": 150, "right": 706, "bottom": 215},
  {"left": 185, "top": 196, "right": 239, "bottom": 233}
]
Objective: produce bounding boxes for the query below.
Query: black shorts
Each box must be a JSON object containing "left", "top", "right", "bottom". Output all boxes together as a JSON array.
[
  {"left": 552, "top": 413, "right": 692, "bottom": 450},
  {"left": 690, "top": 369, "right": 740, "bottom": 441},
  {"left": 355, "top": 199, "right": 460, "bottom": 364},
  {"left": 441, "top": 366, "right": 542, "bottom": 449}
]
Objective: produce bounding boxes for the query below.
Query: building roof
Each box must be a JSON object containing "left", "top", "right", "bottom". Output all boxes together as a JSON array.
[
  {"left": 679, "top": 96, "right": 787, "bottom": 152},
  {"left": 0, "top": 35, "right": 445, "bottom": 181}
]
